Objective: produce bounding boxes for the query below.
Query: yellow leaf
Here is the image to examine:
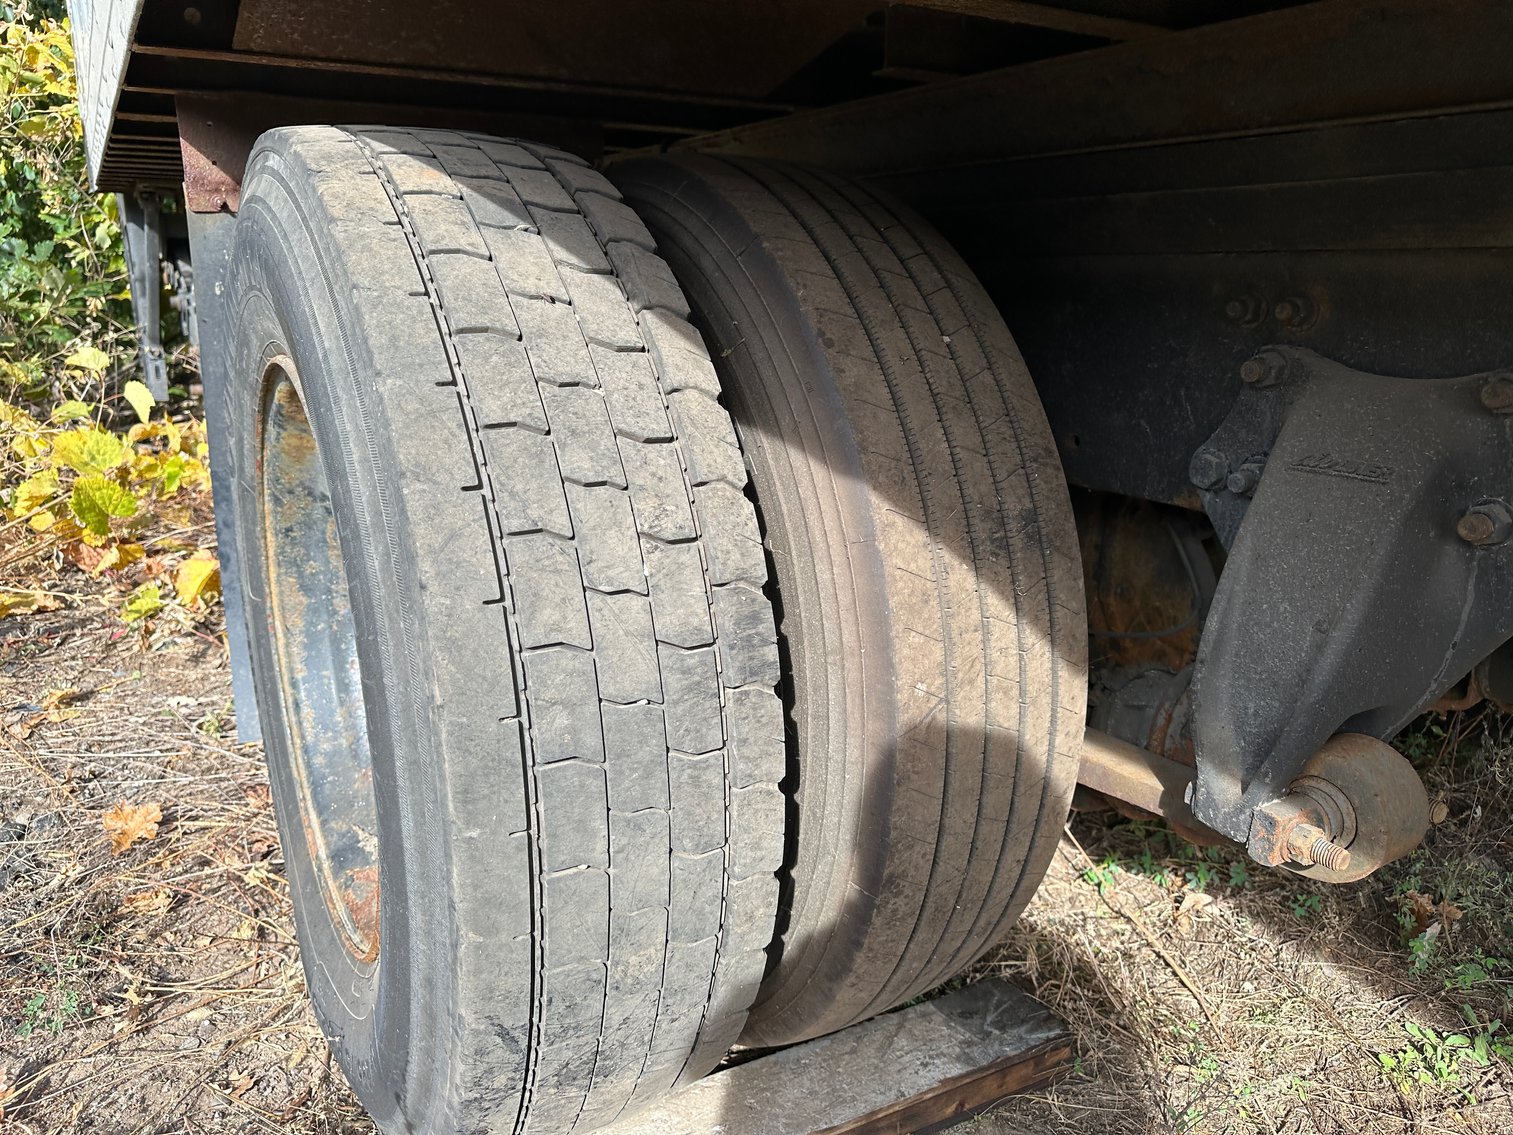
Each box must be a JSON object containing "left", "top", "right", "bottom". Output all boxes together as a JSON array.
[
  {"left": 122, "top": 380, "right": 155, "bottom": 424},
  {"left": 175, "top": 555, "right": 221, "bottom": 607},
  {"left": 121, "top": 584, "right": 164, "bottom": 623},
  {"left": 10, "top": 470, "right": 57, "bottom": 516},
  {"left": 52, "top": 426, "right": 126, "bottom": 475},
  {"left": 64, "top": 345, "right": 111, "bottom": 373},
  {"left": 69, "top": 475, "right": 138, "bottom": 537},
  {"left": 101, "top": 800, "right": 163, "bottom": 854}
]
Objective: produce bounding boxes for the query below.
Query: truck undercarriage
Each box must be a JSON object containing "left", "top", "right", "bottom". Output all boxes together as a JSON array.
[{"left": 67, "top": 1, "right": 1513, "bottom": 1130}]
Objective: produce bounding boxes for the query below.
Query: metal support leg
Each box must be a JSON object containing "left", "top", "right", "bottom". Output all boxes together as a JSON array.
[
  {"left": 185, "top": 209, "right": 261, "bottom": 744},
  {"left": 118, "top": 192, "right": 168, "bottom": 401}
]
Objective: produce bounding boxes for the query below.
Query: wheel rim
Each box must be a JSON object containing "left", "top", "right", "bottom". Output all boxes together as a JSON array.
[{"left": 259, "top": 358, "right": 380, "bottom": 962}]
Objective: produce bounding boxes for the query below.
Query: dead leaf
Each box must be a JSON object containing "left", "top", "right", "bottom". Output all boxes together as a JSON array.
[
  {"left": 1174, "top": 890, "right": 1215, "bottom": 936},
  {"left": 228, "top": 1070, "right": 255, "bottom": 1099},
  {"left": 0, "top": 589, "right": 64, "bottom": 618},
  {"left": 119, "top": 887, "right": 172, "bottom": 917},
  {"left": 6, "top": 687, "right": 81, "bottom": 739},
  {"left": 101, "top": 800, "right": 163, "bottom": 854},
  {"left": 1401, "top": 889, "right": 1464, "bottom": 939}
]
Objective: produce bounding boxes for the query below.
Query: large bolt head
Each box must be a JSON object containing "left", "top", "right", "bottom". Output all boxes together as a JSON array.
[
  {"left": 1480, "top": 375, "right": 1513, "bottom": 414},
  {"left": 1189, "top": 449, "right": 1229, "bottom": 490}
]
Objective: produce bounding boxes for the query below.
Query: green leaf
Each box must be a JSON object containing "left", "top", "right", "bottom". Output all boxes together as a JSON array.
[
  {"left": 160, "top": 453, "right": 184, "bottom": 494},
  {"left": 64, "top": 345, "right": 110, "bottom": 372},
  {"left": 69, "top": 475, "right": 137, "bottom": 537},
  {"left": 122, "top": 584, "right": 164, "bottom": 624},
  {"left": 122, "top": 380, "right": 154, "bottom": 423},
  {"left": 49, "top": 399, "right": 92, "bottom": 422},
  {"left": 51, "top": 426, "right": 125, "bottom": 475}
]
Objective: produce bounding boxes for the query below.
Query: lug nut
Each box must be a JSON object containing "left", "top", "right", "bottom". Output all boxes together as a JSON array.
[
  {"left": 1458, "top": 499, "right": 1513, "bottom": 547},
  {"left": 1285, "top": 822, "right": 1352, "bottom": 872},
  {"left": 1480, "top": 375, "right": 1513, "bottom": 414},
  {"left": 1226, "top": 460, "right": 1265, "bottom": 496}
]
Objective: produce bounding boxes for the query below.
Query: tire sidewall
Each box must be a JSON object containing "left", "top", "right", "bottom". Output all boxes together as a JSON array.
[{"left": 226, "top": 160, "right": 454, "bottom": 1126}]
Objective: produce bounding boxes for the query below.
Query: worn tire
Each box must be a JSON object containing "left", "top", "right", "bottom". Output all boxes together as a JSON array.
[
  {"left": 226, "top": 127, "right": 783, "bottom": 1134},
  {"left": 617, "top": 154, "right": 1088, "bottom": 1046}
]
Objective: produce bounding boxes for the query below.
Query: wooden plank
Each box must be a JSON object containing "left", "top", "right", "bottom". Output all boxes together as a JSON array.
[{"left": 600, "top": 980, "right": 1071, "bottom": 1135}]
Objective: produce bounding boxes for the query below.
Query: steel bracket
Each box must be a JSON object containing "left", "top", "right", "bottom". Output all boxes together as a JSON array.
[{"left": 1187, "top": 346, "right": 1513, "bottom": 848}]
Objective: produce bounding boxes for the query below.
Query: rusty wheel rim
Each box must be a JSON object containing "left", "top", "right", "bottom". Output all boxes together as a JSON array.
[{"left": 259, "top": 358, "right": 380, "bottom": 962}]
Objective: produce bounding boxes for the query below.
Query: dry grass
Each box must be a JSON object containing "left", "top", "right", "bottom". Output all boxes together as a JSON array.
[
  {"left": 0, "top": 600, "right": 373, "bottom": 1133},
  {"left": 3, "top": 580, "right": 1511, "bottom": 1133},
  {"left": 975, "top": 715, "right": 1513, "bottom": 1135}
]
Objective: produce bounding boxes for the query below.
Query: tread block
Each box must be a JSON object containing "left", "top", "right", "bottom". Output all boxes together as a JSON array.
[
  {"left": 455, "top": 332, "right": 546, "bottom": 431},
  {"left": 541, "top": 385, "right": 626, "bottom": 487},
  {"left": 603, "top": 702, "right": 671, "bottom": 811},
  {"left": 659, "top": 645, "right": 723, "bottom": 755},
  {"left": 579, "top": 193, "right": 657, "bottom": 252},
  {"left": 621, "top": 443, "right": 697, "bottom": 542},
  {"left": 430, "top": 143, "right": 507, "bottom": 182},
  {"left": 566, "top": 484, "right": 645, "bottom": 594},
  {"left": 484, "top": 227, "right": 570, "bottom": 302},
  {"left": 710, "top": 585, "right": 780, "bottom": 688},
  {"left": 549, "top": 158, "right": 622, "bottom": 201},
  {"left": 514, "top": 296, "right": 599, "bottom": 387},
  {"left": 473, "top": 138, "right": 546, "bottom": 169},
  {"left": 729, "top": 786, "right": 786, "bottom": 879},
  {"left": 640, "top": 309, "right": 722, "bottom": 397},
  {"left": 725, "top": 687, "right": 784, "bottom": 789},
  {"left": 506, "top": 532, "right": 591, "bottom": 648},
  {"left": 667, "top": 389, "right": 746, "bottom": 488},
  {"left": 644, "top": 540, "right": 714, "bottom": 649},
  {"left": 456, "top": 176, "right": 534, "bottom": 231},
  {"left": 587, "top": 592, "right": 662, "bottom": 704},
  {"left": 693, "top": 484, "right": 767, "bottom": 585},
  {"left": 522, "top": 140, "right": 588, "bottom": 167},
  {"left": 608, "top": 243, "right": 690, "bottom": 318},
  {"left": 668, "top": 850, "right": 724, "bottom": 939},
  {"left": 479, "top": 428, "right": 570, "bottom": 536},
  {"left": 387, "top": 384, "right": 480, "bottom": 491},
  {"left": 351, "top": 128, "right": 432, "bottom": 155},
  {"left": 379, "top": 151, "right": 456, "bottom": 196},
  {"left": 565, "top": 270, "right": 644, "bottom": 350},
  {"left": 669, "top": 753, "right": 727, "bottom": 855},
  {"left": 534, "top": 209, "right": 612, "bottom": 272},
  {"left": 527, "top": 646, "right": 605, "bottom": 764},
  {"left": 430, "top": 253, "right": 521, "bottom": 336},
  {"left": 407, "top": 193, "right": 491, "bottom": 257},
  {"left": 594, "top": 347, "right": 674, "bottom": 443},
  {"left": 610, "top": 809, "right": 672, "bottom": 912},
  {"left": 540, "top": 762, "right": 610, "bottom": 871},
  {"left": 506, "top": 165, "right": 577, "bottom": 211}
]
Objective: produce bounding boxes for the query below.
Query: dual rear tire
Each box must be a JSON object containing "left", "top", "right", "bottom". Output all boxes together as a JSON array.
[{"left": 225, "top": 127, "right": 1084, "bottom": 1133}]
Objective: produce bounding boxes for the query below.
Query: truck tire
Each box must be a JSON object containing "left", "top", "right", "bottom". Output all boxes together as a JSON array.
[
  {"left": 616, "top": 154, "right": 1087, "bottom": 1046},
  {"left": 225, "top": 127, "right": 783, "bottom": 1135}
]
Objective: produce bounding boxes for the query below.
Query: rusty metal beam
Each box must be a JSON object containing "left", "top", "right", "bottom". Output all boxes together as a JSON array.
[
  {"left": 685, "top": 0, "right": 1513, "bottom": 174},
  {"left": 890, "top": 0, "right": 1171, "bottom": 42},
  {"left": 1078, "top": 729, "right": 1227, "bottom": 844}
]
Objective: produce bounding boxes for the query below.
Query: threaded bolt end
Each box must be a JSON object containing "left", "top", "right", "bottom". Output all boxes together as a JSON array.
[{"left": 1309, "top": 837, "right": 1351, "bottom": 872}]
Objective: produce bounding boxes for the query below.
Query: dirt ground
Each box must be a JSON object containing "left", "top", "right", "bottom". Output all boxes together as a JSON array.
[{"left": 2, "top": 587, "right": 1511, "bottom": 1134}]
